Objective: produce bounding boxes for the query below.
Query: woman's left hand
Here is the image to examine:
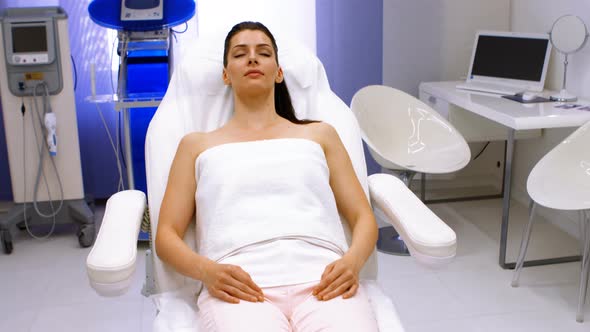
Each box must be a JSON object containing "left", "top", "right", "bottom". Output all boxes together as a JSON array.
[{"left": 313, "top": 253, "right": 361, "bottom": 301}]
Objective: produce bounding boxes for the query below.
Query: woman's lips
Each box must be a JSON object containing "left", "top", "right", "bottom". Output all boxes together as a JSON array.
[{"left": 245, "top": 70, "right": 263, "bottom": 77}]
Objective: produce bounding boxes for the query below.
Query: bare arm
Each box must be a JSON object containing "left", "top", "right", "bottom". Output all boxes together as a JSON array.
[
  {"left": 155, "top": 133, "right": 210, "bottom": 281},
  {"left": 155, "top": 133, "right": 263, "bottom": 303},
  {"left": 312, "top": 122, "right": 378, "bottom": 300}
]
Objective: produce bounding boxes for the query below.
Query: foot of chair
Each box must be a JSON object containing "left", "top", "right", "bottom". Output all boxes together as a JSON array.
[{"left": 376, "top": 226, "right": 410, "bottom": 256}]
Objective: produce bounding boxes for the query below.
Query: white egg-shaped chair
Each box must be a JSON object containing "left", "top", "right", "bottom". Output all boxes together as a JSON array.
[{"left": 512, "top": 120, "right": 590, "bottom": 323}]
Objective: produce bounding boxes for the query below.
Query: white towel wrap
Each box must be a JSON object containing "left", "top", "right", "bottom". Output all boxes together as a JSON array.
[{"left": 195, "top": 138, "right": 349, "bottom": 262}]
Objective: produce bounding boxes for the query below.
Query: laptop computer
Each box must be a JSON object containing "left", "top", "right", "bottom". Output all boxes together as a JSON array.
[{"left": 457, "top": 30, "right": 552, "bottom": 95}]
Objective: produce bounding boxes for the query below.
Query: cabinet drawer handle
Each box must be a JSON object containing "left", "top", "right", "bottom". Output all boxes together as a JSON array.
[{"left": 428, "top": 96, "right": 437, "bottom": 104}]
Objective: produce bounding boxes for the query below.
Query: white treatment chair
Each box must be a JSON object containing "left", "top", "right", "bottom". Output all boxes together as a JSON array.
[{"left": 86, "top": 34, "right": 457, "bottom": 331}]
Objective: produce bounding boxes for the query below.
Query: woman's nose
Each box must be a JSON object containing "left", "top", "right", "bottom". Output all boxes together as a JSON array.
[{"left": 248, "top": 51, "right": 258, "bottom": 64}]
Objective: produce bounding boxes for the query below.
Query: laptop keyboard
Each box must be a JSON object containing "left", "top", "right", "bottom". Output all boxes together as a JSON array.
[{"left": 456, "top": 82, "right": 523, "bottom": 95}]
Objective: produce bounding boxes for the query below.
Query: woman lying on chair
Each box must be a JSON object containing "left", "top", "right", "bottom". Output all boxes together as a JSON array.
[{"left": 156, "top": 21, "right": 379, "bottom": 331}]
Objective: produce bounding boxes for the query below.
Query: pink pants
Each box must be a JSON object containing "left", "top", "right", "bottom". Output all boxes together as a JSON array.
[{"left": 197, "top": 281, "right": 379, "bottom": 332}]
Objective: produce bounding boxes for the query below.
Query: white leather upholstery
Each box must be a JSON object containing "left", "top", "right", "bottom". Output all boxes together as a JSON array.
[
  {"left": 86, "top": 190, "right": 146, "bottom": 296},
  {"left": 368, "top": 174, "right": 456, "bottom": 266}
]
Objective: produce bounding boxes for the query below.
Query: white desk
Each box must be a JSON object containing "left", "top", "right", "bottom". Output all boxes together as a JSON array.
[{"left": 419, "top": 81, "right": 590, "bottom": 269}]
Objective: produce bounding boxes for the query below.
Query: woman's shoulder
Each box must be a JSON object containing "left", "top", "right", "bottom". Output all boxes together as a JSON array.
[
  {"left": 179, "top": 132, "right": 211, "bottom": 159},
  {"left": 181, "top": 128, "right": 238, "bottom": 158},
  {"left": 301, "top": 121, "right": 339, "bottom": 148}
]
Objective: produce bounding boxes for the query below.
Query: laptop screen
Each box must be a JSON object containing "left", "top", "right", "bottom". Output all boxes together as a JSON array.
[
  {"left": 472, "top": 35, "right": 550, "bottom": 82},
  {"left": 465, "top": 31, "right": 552, "bottom": 91}
]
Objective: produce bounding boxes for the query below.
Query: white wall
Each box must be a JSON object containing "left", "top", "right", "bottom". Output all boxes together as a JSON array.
[
  {"left": 197, "top": 0, "right": 316, "bottom": 54},
  {"left": 383, "top": 0, "right": 511, "bottom": 97},
  {"left": 511, "top": 0, "right": 590, "bottom": 96},
  {"left": 510, "top": 0, "right": 590, "bottom": 238}
]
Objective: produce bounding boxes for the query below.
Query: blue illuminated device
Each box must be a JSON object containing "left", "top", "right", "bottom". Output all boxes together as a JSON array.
[{"left": 88, "top": 0, "right": 195, "bottom": 31}]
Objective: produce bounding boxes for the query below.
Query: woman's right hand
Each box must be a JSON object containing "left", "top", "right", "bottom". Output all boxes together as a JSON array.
[{"left": 201, "top": 260, "right": 264, "bottom": 304}]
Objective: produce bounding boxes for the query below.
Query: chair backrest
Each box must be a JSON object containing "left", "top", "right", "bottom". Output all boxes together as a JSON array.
[
  {"left": 527, "top": 120, "right": 590, "bottom": 211},
  {"left": 351, "top": 85, "right": 470, "bottom": 174},
  {"left": 145, "top": 34, "right": 378, "bottom": 293}
]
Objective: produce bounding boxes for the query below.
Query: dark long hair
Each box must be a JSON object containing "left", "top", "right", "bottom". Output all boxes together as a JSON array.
[{"left": 223, "top": 21, "right": 315, "bottom": 125}]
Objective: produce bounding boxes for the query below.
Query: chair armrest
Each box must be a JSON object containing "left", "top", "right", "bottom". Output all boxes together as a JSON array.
[
  {"left": 368, "top": 173, "right": 456, "bottom": 267},
  {"left": 86, "top": 190, "right": 147, "bottom": 297}
]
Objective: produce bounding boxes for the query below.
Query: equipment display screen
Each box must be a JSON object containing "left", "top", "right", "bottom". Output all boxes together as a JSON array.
[
  {"left": 11, "top": 26, "right": 48, "bottom": 53},
  {"left": 125, "top": 0, "right": 161, "bottom": 10}
]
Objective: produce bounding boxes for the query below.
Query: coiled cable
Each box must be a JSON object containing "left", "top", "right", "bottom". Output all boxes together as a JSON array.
[{"left": 21, "top": 81, "right": 65, "bottom": 239}]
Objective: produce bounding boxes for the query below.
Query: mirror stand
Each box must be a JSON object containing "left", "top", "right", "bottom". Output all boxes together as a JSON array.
[{"left": 550, "top": 53, "right": 578, "bottom": 102}]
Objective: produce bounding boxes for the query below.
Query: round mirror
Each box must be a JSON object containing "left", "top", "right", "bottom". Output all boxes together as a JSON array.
[
  {"left": 549, "top": 15, "right": 589, "bottom": 102},
  {"left": 550, "top": 15, "right": 588, "bottom": 54}
]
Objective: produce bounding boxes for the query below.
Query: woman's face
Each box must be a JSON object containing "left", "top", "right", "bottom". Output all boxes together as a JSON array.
[{"left": 223, "top": 29, "right": 283, "bottom": 94}]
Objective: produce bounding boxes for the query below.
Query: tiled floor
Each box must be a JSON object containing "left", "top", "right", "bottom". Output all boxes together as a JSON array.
[{"left": 0, "top": 197, "right": 588, "bottom": 331}]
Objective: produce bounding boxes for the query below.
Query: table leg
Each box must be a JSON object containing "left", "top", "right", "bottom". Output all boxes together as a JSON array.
[
  {"left": 498, "top": 129, "right": 580, "bottom": 269},
  {"left": 421, "top": 173, "right": 426, "bottom": 201},
  {"left": 499, "top": 129, "right": 515, "bottom": 268}
]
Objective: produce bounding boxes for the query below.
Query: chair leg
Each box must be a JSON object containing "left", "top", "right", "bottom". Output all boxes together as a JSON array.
[
  {"left": 580, "top": 211, "right": 587, "bottom": 270},
  {"left": 387, "top": 169, "right": 416, "bottom": 188},
  {"left": 376, "top": 226, "right": 410, "bottom": 256},
  {"left": 512, "top": 201, "right": 537, "bottom": 287},
  {"left": 576, "top": 211, "right": 590, "bottom": 323},
  {"left": 375, "top": 169, "right": 415, "bottom": 256}
]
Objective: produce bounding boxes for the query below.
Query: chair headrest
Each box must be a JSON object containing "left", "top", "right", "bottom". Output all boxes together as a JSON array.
[
  {"left": 166, "top": 34, "right": 324, "bottom": 134},
  {"left": 179, "top": 34, "right": 318, "bottom": 90}
]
